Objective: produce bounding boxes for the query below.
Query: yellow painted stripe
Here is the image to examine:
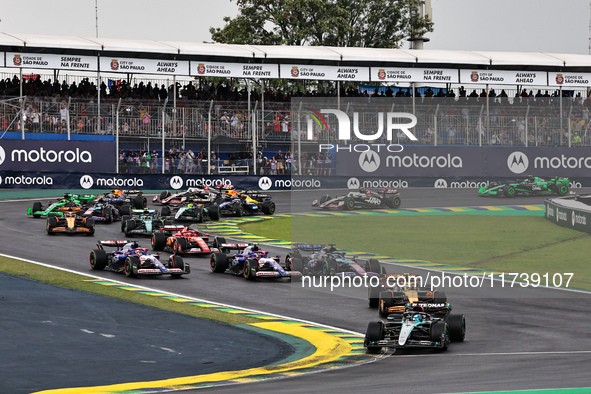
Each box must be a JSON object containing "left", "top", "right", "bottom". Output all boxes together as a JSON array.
[
  {"left": 480, "top": 206, "right": 506, "bottom": 211},
  {"left": 445, "top": 207, "right": 466, "bottom": 212},
  {"left": 32, "top": 322, "right": 352, "bottom": 394}
]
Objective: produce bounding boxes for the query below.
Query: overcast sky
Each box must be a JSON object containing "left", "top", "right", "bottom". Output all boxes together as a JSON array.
[{"left": 0, "top": 0, "right": 589, "bottom": 54}]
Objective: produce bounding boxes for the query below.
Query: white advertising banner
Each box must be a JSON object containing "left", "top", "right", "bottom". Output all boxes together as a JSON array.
[
  {"left": 548, "top": 72, "right": 591, "bottom": 87},
  {"left": 6, "top": 52, "right": 98, "bottom": 71},
  {"left": 190, "top": 61, "right": 278, "bottom": 78},
  {"left": 100, "top": 57, "right": 189, "bottom": 75},
  {"left": 370, "top": 67, "right": 459, "bottom": 83},
  {"left": 280, "top": 64, "right": 370, "bottom": 81},
  {"left": 460, "top": 70, "right": 547, "bottom": 85}
]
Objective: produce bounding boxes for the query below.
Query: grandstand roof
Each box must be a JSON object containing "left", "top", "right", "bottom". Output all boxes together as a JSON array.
[{"left": 1, "top": 32, "right": 591, "bottom": 71}]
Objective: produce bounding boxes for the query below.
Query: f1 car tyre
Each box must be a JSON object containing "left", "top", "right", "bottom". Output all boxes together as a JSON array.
[
  {"left": 89, "top": 249, "right": 108, "bottom": 270},
  {"left": 160, "top": 191, "right": 171, "bottom": 201},
  {"left": 213, "top": 236, "right": 227, "bottom": 252},
  {"left": 285, "top": 252, "right": 303, "bottom": 270},
  {"left": 32, "top": 202, "right": 42, "bottom": 218},
  {"left": 124, "top": 220, "right": 136, "bottom": 236},
  {"left": 125, "top": 256, "right": 139, "bottom": 277},
  {"left": 322, "top": 259, "right": 337, "bottom": 276},
  {"left": 430, "top": 322, "right": 449, "bottom": 351},
  {"left": 169, "top": 255, "right": 185, "bottom": 278},
  {"left": 433, "top": 291, "right": 447, "bottom": 304},
  {"left": 244, "top": 259, "right": 258, "bottom": 281},
  {"left": 232, "top": 203, "right": 243, "bottom": 217},
  {"left": 503, "top": 185, "right": 516, "bottom": 198},
  {"left": 120, "top": 215, "right": 131, "bottom": 232},
  {"left": 174, "top": 238, "right": 187, "bottom": 254},
  {"left": 160, "top": 206, "right": 171, "bottom": 217},
  {"left": 195, "top": 206, "right": 205, "bottom": 223},
  {"left": 209, "top": 204, "right": 221, "bottom": 221},
  {"left": 104, "top": 208, "right": 113, "bottom": 223},
  {"left": 378, "top": 291, "right": 394, "bottom": 317},
  {"left": 344, "top": 197, "right": 355, "bottom": 210},
  {"left": 392, "top": 196, "right": 402, "bottom": 209},
  {"left": 210, "top": 252, "right": 229, "bottom": 273},
  {"left": 319, "top": 195, "right": 331, "bottom": 205},
  {"left": 368, "top": 284, "right": 385, "bottom": 308},
  {"left": 133, "top": 195, "right": 147, "bottom": 209},
  {"left": 85, "top": 218, "right": 95, "bottom": 235},
  {"left": 46, "top": 216, "right": 58, "bottom": 235},
  {"left": 262, "top": 201, "right": 276, "bottom": 215},
  {"left": 151, "top": 231, "right": 167, "bottom": 251},
  {"left": 119, "top": 204, "right": 131, "bottom": 216},
  {"left": 447, "top": 314, "right": 466, "bottom": 342},
  {"left": 557, "top": 184, "right": 569, "bottom": 196},
  {"left": 365, "top": 321, "right": 385, "bottom": 354},
  {"left": 290, "top": 258, "right": 304, "bottom": 276},
  {"left": 366, "top": 258, "right": 381, "bottom": 274}
]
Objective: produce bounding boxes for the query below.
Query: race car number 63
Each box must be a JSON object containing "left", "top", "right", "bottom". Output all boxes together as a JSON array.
[{"left": 498, "top": 272, "right": 574, "bottom": 288}]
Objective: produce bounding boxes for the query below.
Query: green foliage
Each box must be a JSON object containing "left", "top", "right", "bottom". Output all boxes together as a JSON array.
[{"left": 210, "top": 0, "right": 433, "bottom": 48}]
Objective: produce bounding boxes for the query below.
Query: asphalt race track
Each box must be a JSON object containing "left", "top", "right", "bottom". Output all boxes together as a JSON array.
[{"left": 1, "top": 188, "right": 591, "bottom": 393}]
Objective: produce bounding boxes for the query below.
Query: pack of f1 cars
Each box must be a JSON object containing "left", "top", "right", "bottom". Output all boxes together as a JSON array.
[
  {"left": 368, "top": 273, "right": 447, "bottom": 316},
  {"left": 160, "top": 203, "right": 220, "bottom": 223},
  {"left": 478, "top": 175, "right": 569, "bottom": 197},
  {"left": 285, "top": 244, "right": 381, "bottom": 277},
  {"left": 152, "top": 188, "right": 211, "bottom": 205},
  {"left": 364, "top": 302, "right": 465, "bottom": 353},
  {"left": 213, "top": 187, "right": 276, "bottom": 216},
  {"left": 151, "top": 225, "right": 227, "bottom": 256},
  {"left": 312, "top": 187, "right": 401, "bottom": 210},
  {"left": 28, "top": 193, "right": 94, "bottom": 218},
  {"left": 97, "top": 189, "right": 147, "bottom": 209},
  {"left": 121, "top": 209, "right": 167, "bottom": 236},
  {"left": 210, "top": 244, "right": 302, "bottom": 281},
  {"left": 89, "top": 240, "right": 190, "bottom": 278},
  {"left": 46, "top": 211, "right": 95, "bottom": 235},
  {"left": 81, "top": 202, "right": 122, "bottom": 223}
]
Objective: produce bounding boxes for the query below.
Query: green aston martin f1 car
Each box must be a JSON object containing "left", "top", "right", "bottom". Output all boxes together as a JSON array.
[{"left": 478, "top": 176, "right": 569, "bottom": 197}]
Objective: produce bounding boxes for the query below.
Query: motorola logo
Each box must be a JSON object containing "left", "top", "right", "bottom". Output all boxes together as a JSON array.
[
  {"left": 434, "top": 178, "right": 448, "bottom": 188},
  {"left": 347, "top": 177, "right": 360, "bottom": 189},
  {"left": 507, "top": 151, "right": 529, "bottom": 174},
  {"left": 170, "top": 176, "right": 183, "bottom": 190},
  {"left": 0, "top": 145, "right": 5, "bottom": 166},
  {"left": 80, "top": 175, "right": 94, "bottom": 189},
  {"left": 259, "top": 176, "right": 272, "bottom": 191},
  {"left": 359, "top": 151, "right": 380, "bottom": 173}
]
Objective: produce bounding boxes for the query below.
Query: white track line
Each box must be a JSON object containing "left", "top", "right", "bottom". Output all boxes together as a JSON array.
[{"left": 0, "top": 252, "right": 365, "bottom": 336}]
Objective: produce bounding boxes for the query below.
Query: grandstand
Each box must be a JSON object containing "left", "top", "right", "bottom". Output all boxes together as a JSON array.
[{"left": 1, "top": 33, "right": 591, "bottom": 175}]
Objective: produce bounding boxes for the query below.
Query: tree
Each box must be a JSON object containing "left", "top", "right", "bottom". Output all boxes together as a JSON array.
[{"left": 210, "top": 0, "right": 433, "bottom": 48}]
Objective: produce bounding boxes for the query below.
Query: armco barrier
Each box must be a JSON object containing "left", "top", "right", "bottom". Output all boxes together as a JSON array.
[
  {"left": 545, "top": 195, "right": 591, "bottom": 233},
  {"left": 1, "top": 173, "right": 591, "bottom": 191}
]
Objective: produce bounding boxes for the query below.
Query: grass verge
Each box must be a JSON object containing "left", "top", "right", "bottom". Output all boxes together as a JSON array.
[
  {"left": 0, "top": 256, "right": 260, "bottom": 325},
  {"left": 239, "top": 215, "right": 591, "bottom": 290}
]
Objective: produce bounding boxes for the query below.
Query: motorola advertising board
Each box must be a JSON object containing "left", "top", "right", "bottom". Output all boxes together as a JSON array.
[
  {"left": 333, "top": 146, "right": 591, "bottom": 178},
  {"left": 0, "top": 140, "right": 115, "bottom": 173}
]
